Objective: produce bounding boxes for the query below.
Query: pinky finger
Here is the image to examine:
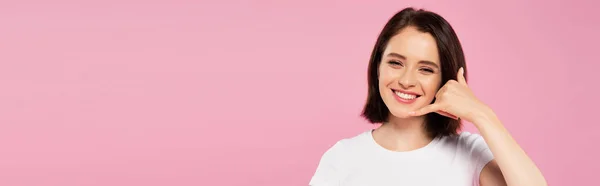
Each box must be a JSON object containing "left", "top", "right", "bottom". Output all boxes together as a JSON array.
[
  {"left": 409, "top": 104, "right": 442, "bottom": 117},
  {"left": 437, "top": 111, "right": 459, "bottom": 120}
]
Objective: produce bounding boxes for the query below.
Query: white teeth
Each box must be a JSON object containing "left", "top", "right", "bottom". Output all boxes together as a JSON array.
[{"left": 395, "top": 91, "right": 417, "bottom": 100}]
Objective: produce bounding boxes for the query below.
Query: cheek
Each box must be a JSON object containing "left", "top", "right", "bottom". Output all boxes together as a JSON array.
[
  {"left": 378, "top": 66, "right": 396, "bottom": 85},
  {"left": 377, "top": 68, "right": 390, "bottom": 88}
]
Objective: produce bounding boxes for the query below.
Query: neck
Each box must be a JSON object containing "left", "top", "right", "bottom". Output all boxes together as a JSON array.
[{"left": 372, "top": 115, "right": 433, "bottom": 152}]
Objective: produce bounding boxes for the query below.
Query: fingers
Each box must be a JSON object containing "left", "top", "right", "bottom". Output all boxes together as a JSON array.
[
  {"left": 409, "top": 105, "right": 459, "bottom": 120},
  {"left": 457, "top": 67, "right": 467, "bottom": 86},
  {"left": 435, "top": 84, "right": 448, "bottom": 98},
  {"left": 408, "top": 104, "right": 442, "bottom": 117},
  {"left": 409, "top": 103, "right": 459, "bottom": 120},
  {"left": 437, "top": 111, "right": 459, "bottom": 120}
]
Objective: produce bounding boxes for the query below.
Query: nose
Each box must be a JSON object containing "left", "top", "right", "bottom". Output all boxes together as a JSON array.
[{"left": 398, "top": 70, "right": 417, "bottom": 89}]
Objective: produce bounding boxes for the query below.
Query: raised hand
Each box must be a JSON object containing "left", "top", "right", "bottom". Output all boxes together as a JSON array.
[{"left": 408, "top": 67, "right": 490, "bottom": 123}]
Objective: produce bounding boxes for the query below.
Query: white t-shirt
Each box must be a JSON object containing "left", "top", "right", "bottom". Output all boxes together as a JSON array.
[{"left": 309, "top": 129, "right": 494, "bottom": 186}]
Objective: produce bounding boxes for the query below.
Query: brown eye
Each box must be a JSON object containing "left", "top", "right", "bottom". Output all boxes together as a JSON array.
[
  {"left": 388, "top": 60, "right": 403, "bottom": 67},
  {"left": 420, "top": 68, "right": 434, "bottom": 73}
]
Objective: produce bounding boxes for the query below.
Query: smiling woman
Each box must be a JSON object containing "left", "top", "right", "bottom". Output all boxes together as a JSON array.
[{"left": 309, "top": 7, "right": 547, "bottom": 186}]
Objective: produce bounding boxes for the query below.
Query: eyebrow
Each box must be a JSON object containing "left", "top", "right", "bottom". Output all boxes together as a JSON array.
[{"left": 386, "top": 52, "right": 440, "bottom": 69}]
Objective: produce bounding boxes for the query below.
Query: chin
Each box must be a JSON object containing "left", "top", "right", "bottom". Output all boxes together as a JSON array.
[{"left": 388, "top": 108, "right": 412, "bottom": 119}]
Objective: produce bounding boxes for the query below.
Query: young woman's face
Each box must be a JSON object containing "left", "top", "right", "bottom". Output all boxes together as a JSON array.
[{"left": 378, "top": 26, "right": 443, "bottom": 119}]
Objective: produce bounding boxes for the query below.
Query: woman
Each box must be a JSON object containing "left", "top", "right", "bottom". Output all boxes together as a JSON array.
[{"left": 309, "top": 7, "right": 547, "bottom": 186}]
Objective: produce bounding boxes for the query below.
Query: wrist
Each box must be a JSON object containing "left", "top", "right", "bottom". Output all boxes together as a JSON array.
[{"left": 470, "top": 105, "right": 498, "bottom": 126}]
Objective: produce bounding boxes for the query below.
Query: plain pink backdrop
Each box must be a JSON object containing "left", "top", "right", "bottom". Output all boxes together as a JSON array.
[{"left": 1, "top": 0, "right": 598, "bottom": 185}]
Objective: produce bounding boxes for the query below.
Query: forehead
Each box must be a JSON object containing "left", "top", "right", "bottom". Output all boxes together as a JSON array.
[{"left": 382, "top": 27, "right": 440, "bottom": 64}]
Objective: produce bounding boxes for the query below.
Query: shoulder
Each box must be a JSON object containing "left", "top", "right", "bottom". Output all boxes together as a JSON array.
[
  {"left": 453, "top": 131, "right": 495, "bottom": 183},
  {"left": 434, "top": 131, "right": 489, "bottom": 152},
  {"left": 318, "top": 130, "right": 372, "bottom": 160},
  {"left": 437, "top": 131, "right": 489, "bottom": 150},
  {"left": 313, "top": 130, "right": 374, "bottom": 168},
  {"left": 437, "top": 132, "right": 494, "bottom": 169},
  {"left": 456, "top": 131, "right": 492, "bottom": 156},
  {"left": 309, "top": 130, "right": 371, "bottom": 186}
]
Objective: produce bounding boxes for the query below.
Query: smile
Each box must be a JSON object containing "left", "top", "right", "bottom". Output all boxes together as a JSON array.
[
  {"left": 392, "top": 89, "right": 421, "bottom": 103},
  {"left": 395, "top": 91, "right": 417, "bottom": 99}
]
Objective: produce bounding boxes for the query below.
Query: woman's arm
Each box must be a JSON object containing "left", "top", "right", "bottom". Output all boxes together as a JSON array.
[
  {"left": 473, "top": 109, "right": 547, "bottom": 186},
  {"left": 409, "top": 68, "right": 547, "bottom": 186}
]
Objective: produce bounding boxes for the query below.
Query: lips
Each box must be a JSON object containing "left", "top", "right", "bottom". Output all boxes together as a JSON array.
[
  {"left": 392, "top": 89, "right": 421, "bottom": 103},
  {"left": 395, "top": 91, "right": 417, "bottom": 100}
]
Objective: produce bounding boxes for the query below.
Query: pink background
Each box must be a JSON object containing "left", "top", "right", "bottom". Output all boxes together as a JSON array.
[{"left": 1, "top": 0, "right": 598, "bottom": 185}]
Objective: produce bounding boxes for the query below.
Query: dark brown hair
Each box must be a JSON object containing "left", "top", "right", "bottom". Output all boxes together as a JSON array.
[{"left": 361, "top": 7, "right": 467, "bottom": 137}]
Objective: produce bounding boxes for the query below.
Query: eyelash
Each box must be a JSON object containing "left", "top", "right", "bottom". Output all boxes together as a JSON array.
[
  {"left": 420, "top": 68, "right": 434, "bottom": 73},
  {"left": 388, "top": 60, "right": 403, "bottom": 66},
  {"left": 388, "top": 60, "right": 435, "bottom": 73}
]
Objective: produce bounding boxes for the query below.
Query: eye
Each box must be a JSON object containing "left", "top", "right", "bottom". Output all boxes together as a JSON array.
[
  {"left": 388, "top": 60, "right": 403, "bottom": 67},
  {"left": 420, "top": 67, "right": 435, "bottom": 73}
]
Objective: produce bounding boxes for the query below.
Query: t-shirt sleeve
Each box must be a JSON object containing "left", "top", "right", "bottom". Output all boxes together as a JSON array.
[
  {"left": 460, "top": 132, "right": 495, "bottom": 185},
  {"left": 308, "top": 140, "right": 347, "bottom": 186}
]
